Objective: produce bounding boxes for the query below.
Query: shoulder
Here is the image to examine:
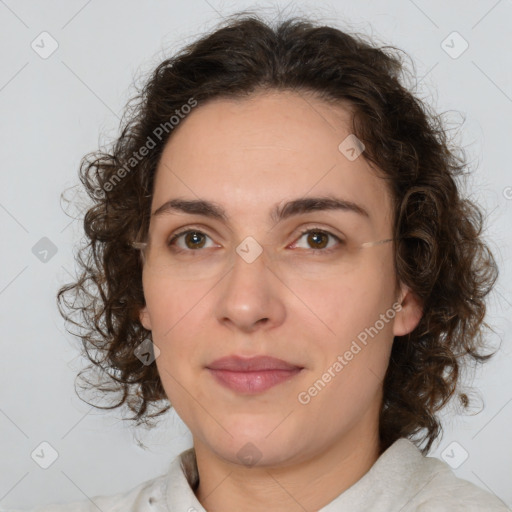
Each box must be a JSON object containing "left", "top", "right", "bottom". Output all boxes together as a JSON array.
[
  {"left": 398, "top": 441, "right": 510, "bottom": 511},
  {"left": 2, "top": 473, "right": 168, "bottom": 512},
  {"left": 3, "top": 448, "right": 199, "bottom": 512},
  {"left": 416, "top": 463, "right": 510, "bottom": 511},
  {"left": 354, "top": 438, "right": 510, "bottom": 512}
]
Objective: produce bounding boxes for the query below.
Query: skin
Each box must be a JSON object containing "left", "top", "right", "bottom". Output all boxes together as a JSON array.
[{"left": 139, "top": 90, "right": 423, "bottom": 511}]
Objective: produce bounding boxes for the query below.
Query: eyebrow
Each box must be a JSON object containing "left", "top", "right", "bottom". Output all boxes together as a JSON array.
[{"left": 152, "top": 195, "right": 370, "bottom": 225}]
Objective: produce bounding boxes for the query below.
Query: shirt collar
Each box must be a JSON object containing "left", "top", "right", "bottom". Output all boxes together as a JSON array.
[
  {"left": 163, "top": 446, "right": 204, "bottom": 511},
  {"left": 163, "top": 438, "right": 432, "bottom": 511}
]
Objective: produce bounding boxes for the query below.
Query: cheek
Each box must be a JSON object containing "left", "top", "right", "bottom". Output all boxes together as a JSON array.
[
  {"left": 294, "top": 266, "right": 395, "bottom": 340},
  {"left": 291, "top": 263, "right": 397, "bottom": 398},
  {"left": 142, "top": 272, "right": 211, "bottom": 329},
  {"left": 142, "top": 276, "right": 208, "bottom": 382}
]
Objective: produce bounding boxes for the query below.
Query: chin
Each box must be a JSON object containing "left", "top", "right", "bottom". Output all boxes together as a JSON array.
[{"left": 203, "top": 423, "right": 303, "bottom": 466}]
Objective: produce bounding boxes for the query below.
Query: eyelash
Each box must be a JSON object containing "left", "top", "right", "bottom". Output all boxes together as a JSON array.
[{"left": 166, "top": 226, "right": 344, "bottom": 255}]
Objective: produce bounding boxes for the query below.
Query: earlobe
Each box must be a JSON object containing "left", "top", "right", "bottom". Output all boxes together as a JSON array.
[
  {"left": 392, "top": 285, "right": 423, "bottom": 337},
  {"left": 139, "top": 306, "right": 152, "bottom": 331}
]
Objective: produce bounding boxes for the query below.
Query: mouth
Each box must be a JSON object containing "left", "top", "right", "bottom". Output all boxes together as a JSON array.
[{"left": 206, "top": 355, "right": 304, "bottom": 394}]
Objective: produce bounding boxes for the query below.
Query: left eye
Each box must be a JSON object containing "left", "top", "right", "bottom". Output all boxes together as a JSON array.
[{"left": 290, "top": 229, "right": 342, "bottom": 251}]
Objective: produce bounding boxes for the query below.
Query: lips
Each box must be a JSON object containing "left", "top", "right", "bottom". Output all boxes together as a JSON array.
[
  {"left": 207, "top": 355, "right": 302, "bottom": 372},
  {"left": 206, "top": 355, "right": 304, "bottom": 394}
]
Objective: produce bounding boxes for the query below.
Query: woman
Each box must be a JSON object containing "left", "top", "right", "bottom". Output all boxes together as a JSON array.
[{"left": 14, "top": 12, "right": 509, "bottom": 512}]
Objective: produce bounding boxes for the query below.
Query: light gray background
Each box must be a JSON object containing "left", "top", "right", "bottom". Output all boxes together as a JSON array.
[{"left": 1, "top": 0, "right": 511, "bottom": 509}]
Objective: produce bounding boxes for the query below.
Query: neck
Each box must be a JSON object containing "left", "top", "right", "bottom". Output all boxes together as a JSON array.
[{"left": 193, "top": 422, "right": 381, "bottom": 511}]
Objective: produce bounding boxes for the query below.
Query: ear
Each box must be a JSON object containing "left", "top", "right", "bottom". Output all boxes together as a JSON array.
[
  {"left": 139, "top": 305, "right": 152, "bottom": 331},
  {"left": 392, "top": 284, "right": 423, "bottom": 337}
]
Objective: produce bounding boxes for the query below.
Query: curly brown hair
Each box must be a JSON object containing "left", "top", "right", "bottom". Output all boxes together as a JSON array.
[{"left": 57, "top": 12, "right": 499, "bottom": 456}]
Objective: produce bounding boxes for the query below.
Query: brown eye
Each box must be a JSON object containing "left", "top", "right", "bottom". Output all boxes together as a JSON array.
[
  {"left": 168, "top": 230, "right": 213, "bottom": 251},
  {"left": 183, "top": 231, "right": 207, "bottom": 249},
  {"left": 306, "top": 231, "right": 329, "bottom": 249},
  {"left": 291, "top": 228, "right": 343, "bottom": 253}
]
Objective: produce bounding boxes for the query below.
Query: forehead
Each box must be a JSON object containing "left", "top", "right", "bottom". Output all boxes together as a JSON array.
[{"left": 152, "top": 91, "right": 393, "bottom": 234}]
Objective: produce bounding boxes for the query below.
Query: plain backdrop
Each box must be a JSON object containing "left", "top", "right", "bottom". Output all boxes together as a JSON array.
[{"left": 0, "top": 0, "right": 511, "bottom": 509}]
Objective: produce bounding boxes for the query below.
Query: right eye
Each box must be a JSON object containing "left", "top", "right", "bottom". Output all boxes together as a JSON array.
[{"left": 167, "top": 229, "right": 219, "bottom": 253}]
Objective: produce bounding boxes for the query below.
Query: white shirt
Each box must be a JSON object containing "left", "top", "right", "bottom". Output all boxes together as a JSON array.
[{"left": 5, "top": 438, "right": 510, "bottom": 511}]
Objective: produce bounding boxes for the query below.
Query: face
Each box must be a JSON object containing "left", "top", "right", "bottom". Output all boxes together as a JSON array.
[{"left": 139, "top": 90, "right": 422, "bottom": 467}]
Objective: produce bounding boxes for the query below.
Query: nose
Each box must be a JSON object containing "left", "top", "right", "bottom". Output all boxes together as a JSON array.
[{"left": 213, "top": 245, "right": 286, "bottom": 334}]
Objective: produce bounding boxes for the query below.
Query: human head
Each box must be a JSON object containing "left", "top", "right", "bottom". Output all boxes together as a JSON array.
[{"left": 58, "top": 13, "right": 498, "bottom": 457}]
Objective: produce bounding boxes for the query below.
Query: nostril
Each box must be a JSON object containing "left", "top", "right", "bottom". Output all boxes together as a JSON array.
[{"left": 148, "top": 496, "right": 157, "bottom": 505}]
